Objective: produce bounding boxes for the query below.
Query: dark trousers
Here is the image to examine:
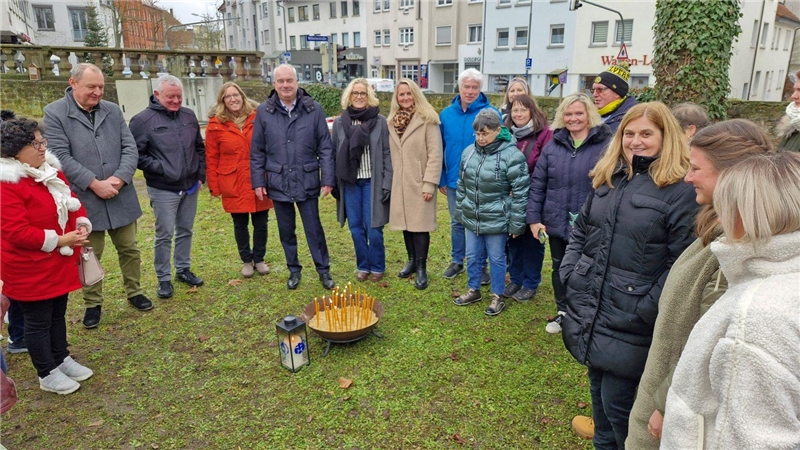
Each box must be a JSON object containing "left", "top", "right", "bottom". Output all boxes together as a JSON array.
[
  {"left": 231, "top": 210, "right": 269, "bottom": 264},
  {"left": 588, "top": 367, "right": 639, "bottom": 450},
  {"left": 507, "top": 227, "right": 545, "bottom": 290},
  {"left": 402, "top": 230, "right": 430, "bottom": 262},
  {"left": 13, "top": 294, "right": 70, "bottom": 378},
  {"left": 550, "top": 235, "right": 569, "bottom": 313},
  {"left": 272, "top": 198, "right": 330, "bottom": 274},
  {"left": 7, "top": 299, "right": 25, "bottom": 343}
]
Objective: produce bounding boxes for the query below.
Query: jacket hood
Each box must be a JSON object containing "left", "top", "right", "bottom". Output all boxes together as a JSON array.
[
  {"left": 0, "top": 151, "right": 62, "bottom": 183},
  {"left": 553, "top": 123, "right": 612, "bottom": 149},
  {"left": 264, "top": 87, "right": 318, "bottom": 115},
  {"left": 712, "top": 231, "right": 800, "bottom": 285},
  {"left": 147, "top": 94, "right": 182, "bottom": 117},
  {"left": 477, "top": 129, "right": 517, "bottom": 155},
  {"left": 450, "top": 92, "right": 493, "bottom": 114}
]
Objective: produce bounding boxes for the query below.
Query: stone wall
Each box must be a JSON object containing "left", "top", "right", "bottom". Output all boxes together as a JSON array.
[{"left": 0, "top": 78, "right": 789, "bottom": 140}]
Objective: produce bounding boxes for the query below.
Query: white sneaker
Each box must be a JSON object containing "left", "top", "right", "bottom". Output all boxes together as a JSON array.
[
  {"left": 39, "top": 368, "right": 80, "bottom": 395},
  {"left": 545, "top": 311, "right": 566, "bottom": 334},
  {"left": 58, "top": 356, "right": 94, "bottom": 381}
]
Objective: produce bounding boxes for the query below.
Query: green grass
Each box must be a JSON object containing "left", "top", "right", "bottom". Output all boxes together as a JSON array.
[{"left": 1, "top": 176, "right": 594, "bottom": 449}]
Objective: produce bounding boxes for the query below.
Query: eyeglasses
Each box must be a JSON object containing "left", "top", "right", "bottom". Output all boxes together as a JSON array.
[
  {"left": 31, "top": 139, "right": 48, "bottom": 150},
  {"left": 510, "top": 108, "right": 529, "bottom": 114},
  {"left": 351, "top": 91, "right": 368, "bottom": 98},
  {"left": 474, "top": 130, "right": 498, "bottom": 140},
  {"left": 223, "top": 93, "right": 242, "bottom": 100},
  {"left": 592, "top": 87, "right": 610, "bottom": 94}
]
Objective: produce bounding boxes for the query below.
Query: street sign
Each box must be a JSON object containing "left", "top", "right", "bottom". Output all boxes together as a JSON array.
[
  {"left": 315, "top": 69, "right": 323, "bottom": 82},
  {"left": 617, "top": 43, "right": 629, "bottom": 60},
  {"left": 282, "top": 51, "right": 291, "bottom": 62},
  {"left": 306, "top": 35, "right": 329, "bottom": 42},
  {"left": 525, "top": 58, "right": 532, "bottom": 69}
]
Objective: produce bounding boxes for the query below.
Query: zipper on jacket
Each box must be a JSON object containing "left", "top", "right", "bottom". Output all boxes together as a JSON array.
[{"left": 474, "top": 152, "right": 487, "bottom": 235}]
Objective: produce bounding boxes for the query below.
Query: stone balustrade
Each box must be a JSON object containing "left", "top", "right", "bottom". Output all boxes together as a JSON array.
[{"left": 0, "top": 44, "right": 264, "bottom": 80}]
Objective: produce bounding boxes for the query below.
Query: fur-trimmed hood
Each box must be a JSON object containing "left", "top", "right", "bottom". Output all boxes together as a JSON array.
[
  {"left": 0, "top": 151, "right": 63, "bottom": 183},
  {"left": 775, "top": 114, "right": 797, "bottom": 140}
]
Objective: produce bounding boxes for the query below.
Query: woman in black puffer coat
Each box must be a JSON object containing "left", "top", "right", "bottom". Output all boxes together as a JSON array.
[{"left": 559, "top": 102, "right": 697, "bottom": 450}]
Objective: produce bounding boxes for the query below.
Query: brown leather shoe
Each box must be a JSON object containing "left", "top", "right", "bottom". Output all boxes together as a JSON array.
[
  {"left": 356, "top": 271, "right": 369, "bottom": 282},
  {"left": 370, "top": 273, "right": 383, "bottom": 282}
]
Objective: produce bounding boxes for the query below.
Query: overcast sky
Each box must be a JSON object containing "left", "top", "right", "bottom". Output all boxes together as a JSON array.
[{"left": 160, "top": 0, "right": 221, "bottom": 23}]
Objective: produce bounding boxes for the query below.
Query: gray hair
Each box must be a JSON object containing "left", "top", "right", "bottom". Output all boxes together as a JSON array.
[
  {"left": 153, "top": 75, "right": 183, "bottom": 93},
  {"left": 472, "top": 109, "right": 501, "bottom": 131},
  {"left": 70, "top": 63, "right": 102, "bottom": 81},
  {"left": 273, "top": 64, "right": 297, "bottom": 80},
  {"left": 458, "top": 68, "right": 483, "bottom": 89}
]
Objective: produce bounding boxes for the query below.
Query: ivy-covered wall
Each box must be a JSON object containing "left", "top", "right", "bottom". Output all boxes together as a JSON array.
[{"left": 0, "top": 78, "right": 787, "bottom": 139}]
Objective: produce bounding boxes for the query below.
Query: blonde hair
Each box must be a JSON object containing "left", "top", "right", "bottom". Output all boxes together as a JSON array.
[
  {"left": 340, "top": 78, "right": 380, "bottom": 110},
  {"left": 208, "top": 82, "right": 259, "bottom": 121},
  {"left": 501, "top": 77, "right": 531, "bottom": 109},
  {"left": 689, "top": 119, "right": 773, "bottom": 245},
  {"left": 387, "top": 78, "right": 440, "bottom": 125},
  {"left": 590, "top": 102, "right": 689, "bottom": 189},
  {"left": 714, "top": 151, "right": 800, "bottom": 246},
  {"left": 551, "top": 93, "right": 603, "bottom": 130}
]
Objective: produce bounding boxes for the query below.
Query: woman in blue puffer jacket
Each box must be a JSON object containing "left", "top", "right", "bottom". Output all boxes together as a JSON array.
[{"left": 454, "top": 109, "right": 529, "bottom": 317}]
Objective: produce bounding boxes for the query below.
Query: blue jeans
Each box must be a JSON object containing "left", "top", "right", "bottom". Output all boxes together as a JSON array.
[
  {"left": 147, "top": 185, "right": 199, "bottom": 281},
  {"left": 343, "top": 179, "right": 385, "bottom": 273},
  {"left": 7, "top": 299, "right": 24, "bottom": 343},
  {"left": 446, "top": 187, "right": 466, "bottom": 265},
  {"left": 588, "top": 367, "right": 639, "bottom": 450},
  {"left": 465, "top": 230, "right": 507, "bottom": 296},
  {"left": 507, "top": 227, "right": 545, "bottom": 289}
]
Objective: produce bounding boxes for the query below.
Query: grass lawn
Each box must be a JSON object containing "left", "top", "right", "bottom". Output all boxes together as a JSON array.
[{"left": 2, "top": 176, "right": 594, "bottom": 450}]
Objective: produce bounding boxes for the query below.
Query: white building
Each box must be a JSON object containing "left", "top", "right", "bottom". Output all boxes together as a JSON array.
[
  {"left": 220, "top": 0, "right": 282, "bottom": 76},
  {"left": 2, "top": 0, "right": 118, "bottom": 47}
]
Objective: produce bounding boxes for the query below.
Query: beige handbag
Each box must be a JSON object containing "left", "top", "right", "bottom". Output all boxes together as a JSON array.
[{"left": 79, "top": 246, "right": 104, "bottom": 287}]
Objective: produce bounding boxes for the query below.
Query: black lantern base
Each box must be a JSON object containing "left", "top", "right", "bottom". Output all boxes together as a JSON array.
[{"left": 319, "top": 328, "right": 383, "bottom": 357}]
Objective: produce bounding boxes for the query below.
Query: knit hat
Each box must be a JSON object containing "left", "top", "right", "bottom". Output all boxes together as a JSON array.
[{"left": 595, "top": 61, "right": 630, "bottom": 97}]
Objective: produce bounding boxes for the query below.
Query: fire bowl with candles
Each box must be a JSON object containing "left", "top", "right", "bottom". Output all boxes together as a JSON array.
[{"left": 300, "top": 283, "right": 384, "bottom": 354}]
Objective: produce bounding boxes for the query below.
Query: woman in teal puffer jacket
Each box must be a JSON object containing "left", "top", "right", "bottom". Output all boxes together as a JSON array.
[{"left": 454, "top": 109, "right": 529, "bottom": 316}]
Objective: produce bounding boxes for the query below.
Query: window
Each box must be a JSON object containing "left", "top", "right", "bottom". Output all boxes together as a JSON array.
[
  {"left": 773, "top": 28, "right": 781, "bottom": 49},
  {"left": 497, "top": 29, "right": 509, "bottom": 47},
  {"left": 288, "top": 7, "right": 295, "bottom": 22},
  {"left": 353, "top": 0, "right": 359, "bottom": 16},
  {"left": 330, "top": 2, "right": 337, "bottom": 17},
  {"left": 786, "top": 32, "right": 792, "bottom": 50},
  {"left": 383, "top": 29, "right": 390, "bottom": 45},
  {"left": 614, "top": 19, "right": 632, "bottom": 43},
  {"left": 341, "top": 1, "right": 348, "bottom": 16},
  {"left": 342, "top": 32, "right": 349, "bottom": 47},
  {"left": 399, "top": 27, "right": 414, "bottom": 45},
  {"left": 278, "top": 28, "right": 283, "bottom": 43},
  {"left": 437, "top": 0, "right": 453, "bottom": 5},
  {"left": 265, "top": 30, "right": 270, "bottom": 44},
  {"left": 384, "top": 0, "right": 390, "bottom": 11},
  {"left": 229, "top": 35, "right": 234, "bottom": 48},
  {"left": 400, "top": 0, "right": 414, "bottom": 7},
  {"left": 436, "top": 26, "right": 452, "bottom": 45},
  {"left": 400, "top": 64, "right": 419, "bottom": 82},
  {"left": 498, "top": 0, "right": 511, "bottom": 5},
  {"left": 300, "top": 35, "right": 309, "bottom": 49},
  {"left": 298, "top": 6, "right": 308, "bottom": 21},
  {"left": 751, "top": 20, "right": 759, "bottom": 47},
  {"left": 290, "top": 35, "right": 296, "bottom": 50},
  {"left": 312, "top": 4, "right": 320, "bottom": 20},
  {"left": 761, "top": 23, "right": 769, "bottom": 48},
  {"left": 331, "top": 33, "right": 338, "bottom": 44},
  {"left": 515, "top": 27, "right": 528, "bottom": 47},
  {"left": 354, "top": 31, "right": 361, "bottom": 47},
  {"left": 374, "top": 0, "right": 381, "bottom": 12},
  {"left": 591, "top": 21, "right": 608, "bottom": 45},
  {"left": 468, "top": 25, "right": 482, "bottom": 44},
  {"left": 262, "top": 2, "right": 269, "bottom": 17},
  {"left": 374, "top": 30, "right": 382, "bottom": 46},
  {"left": 550, "top": 24, "right": 565, "bottom": 45},
  {"left": 34, "top": 5, "right": 54, "bottom": 30},
  {"left": 69, "top": 8, "right": 88, "bottom": 41}
]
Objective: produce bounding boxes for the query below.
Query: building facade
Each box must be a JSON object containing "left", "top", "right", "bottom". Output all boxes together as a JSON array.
[{"left": 1, "top": 0, "right": 118, "bottom": 47}]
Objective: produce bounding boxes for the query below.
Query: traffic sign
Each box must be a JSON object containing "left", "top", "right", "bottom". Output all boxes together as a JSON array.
[
  {"left": 306, "top": 35, "right": 329, "bottom": 42},
  {"left": 282, "top": 51, "right": 291, "bottom": 62},
  {"left": 525, "top": 58, "right": 532, "bottom": 69},
  {"left": 617, "top": 43, "right": 629, "bottom": 60}
]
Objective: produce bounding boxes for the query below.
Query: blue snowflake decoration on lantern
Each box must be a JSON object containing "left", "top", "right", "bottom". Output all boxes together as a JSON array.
[
  {"left": 280, "top": 341, "right": 290, "bottom": 355},
  {"left": 294, "top": 341, "right": 306, "bottom": 354}
]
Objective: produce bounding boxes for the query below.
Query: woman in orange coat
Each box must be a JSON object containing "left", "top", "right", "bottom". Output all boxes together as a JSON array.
[{"left": 206, "top": 82, "right": 273, "bottom": 278}]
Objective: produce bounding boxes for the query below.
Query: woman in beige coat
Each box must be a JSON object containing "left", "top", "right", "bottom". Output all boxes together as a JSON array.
[{"left": 387, "top": 79, "right": 442, "bottom": 290}]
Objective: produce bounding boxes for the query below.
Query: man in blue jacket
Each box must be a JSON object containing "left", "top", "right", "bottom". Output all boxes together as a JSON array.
[
  {"left": 439, "top": 69, "right": 498, "bottom": 280},
  {"left": 130, "top": 75, "right": 206, "bottom": 300},
  {"left": 250, "top": 64, "right": 336, "bottom": 290}
]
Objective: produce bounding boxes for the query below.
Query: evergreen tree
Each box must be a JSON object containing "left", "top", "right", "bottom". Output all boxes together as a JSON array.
[{"left": 83, "top": 6, "right": 114, "bottom": 77}]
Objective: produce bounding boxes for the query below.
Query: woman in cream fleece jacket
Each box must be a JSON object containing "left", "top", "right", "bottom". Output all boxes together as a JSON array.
[{"left": 661, "top": 151, "right": 800, "bottom": 450}]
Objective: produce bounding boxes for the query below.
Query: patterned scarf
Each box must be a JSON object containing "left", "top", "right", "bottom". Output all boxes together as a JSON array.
[
  {"left": 391, "top": 105, "right": 416, "bottom": 138},
  {"left": 786, "top": 101, "right": 800, "bottom": 131}
]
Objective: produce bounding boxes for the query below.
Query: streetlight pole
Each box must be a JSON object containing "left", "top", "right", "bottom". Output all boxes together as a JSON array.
[
  {"left": 164, "top": 17, "right": 236, "bottom": 50},
  {"left": 276, "top": 1, "right": 289, "bottom": 55}
]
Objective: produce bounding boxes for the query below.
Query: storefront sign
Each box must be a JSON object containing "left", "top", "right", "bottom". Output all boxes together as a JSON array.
[
  {"left": 345, "top": 53, "right": 365, "bottom": 61},
  {"left": 601, "top": 55, "right": 653, "bottom": 66},
  {"left": 463, "top": 57, "right": 481, "bottom": 63}
]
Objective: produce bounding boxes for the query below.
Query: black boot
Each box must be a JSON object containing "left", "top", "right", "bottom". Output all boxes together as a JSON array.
[
  {"left": 414, "top": 257, "right": 428, "bottom": 290},
  {"left": 398, "top": 231, "right": 416, "bottom": 278}
]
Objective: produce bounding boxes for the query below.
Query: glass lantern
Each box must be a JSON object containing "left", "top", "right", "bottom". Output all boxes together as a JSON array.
[{"left": 276, "top": 315, "right": 309, "bottom": 372}]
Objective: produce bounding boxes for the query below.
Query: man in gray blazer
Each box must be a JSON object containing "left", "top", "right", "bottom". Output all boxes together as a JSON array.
[{"left": 45, "top": 63, "right": 153, "bottom": 330}]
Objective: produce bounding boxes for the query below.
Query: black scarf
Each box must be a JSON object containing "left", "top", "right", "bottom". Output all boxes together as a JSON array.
[{"left": 336, "top": 106, "right": 380, "bottom": 184}]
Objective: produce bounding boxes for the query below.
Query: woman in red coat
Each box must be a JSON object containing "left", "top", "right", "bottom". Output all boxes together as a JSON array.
[
  {"left": 0, "top": 118, "right": 94, "bottom": 395},
  {"left": 206, "top": 82, "right": 274, "bottom": 278}
]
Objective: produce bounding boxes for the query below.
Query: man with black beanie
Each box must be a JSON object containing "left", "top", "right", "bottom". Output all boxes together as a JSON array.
[{"left": 592, "top": 61, "right": 637, "bottom": 132}]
